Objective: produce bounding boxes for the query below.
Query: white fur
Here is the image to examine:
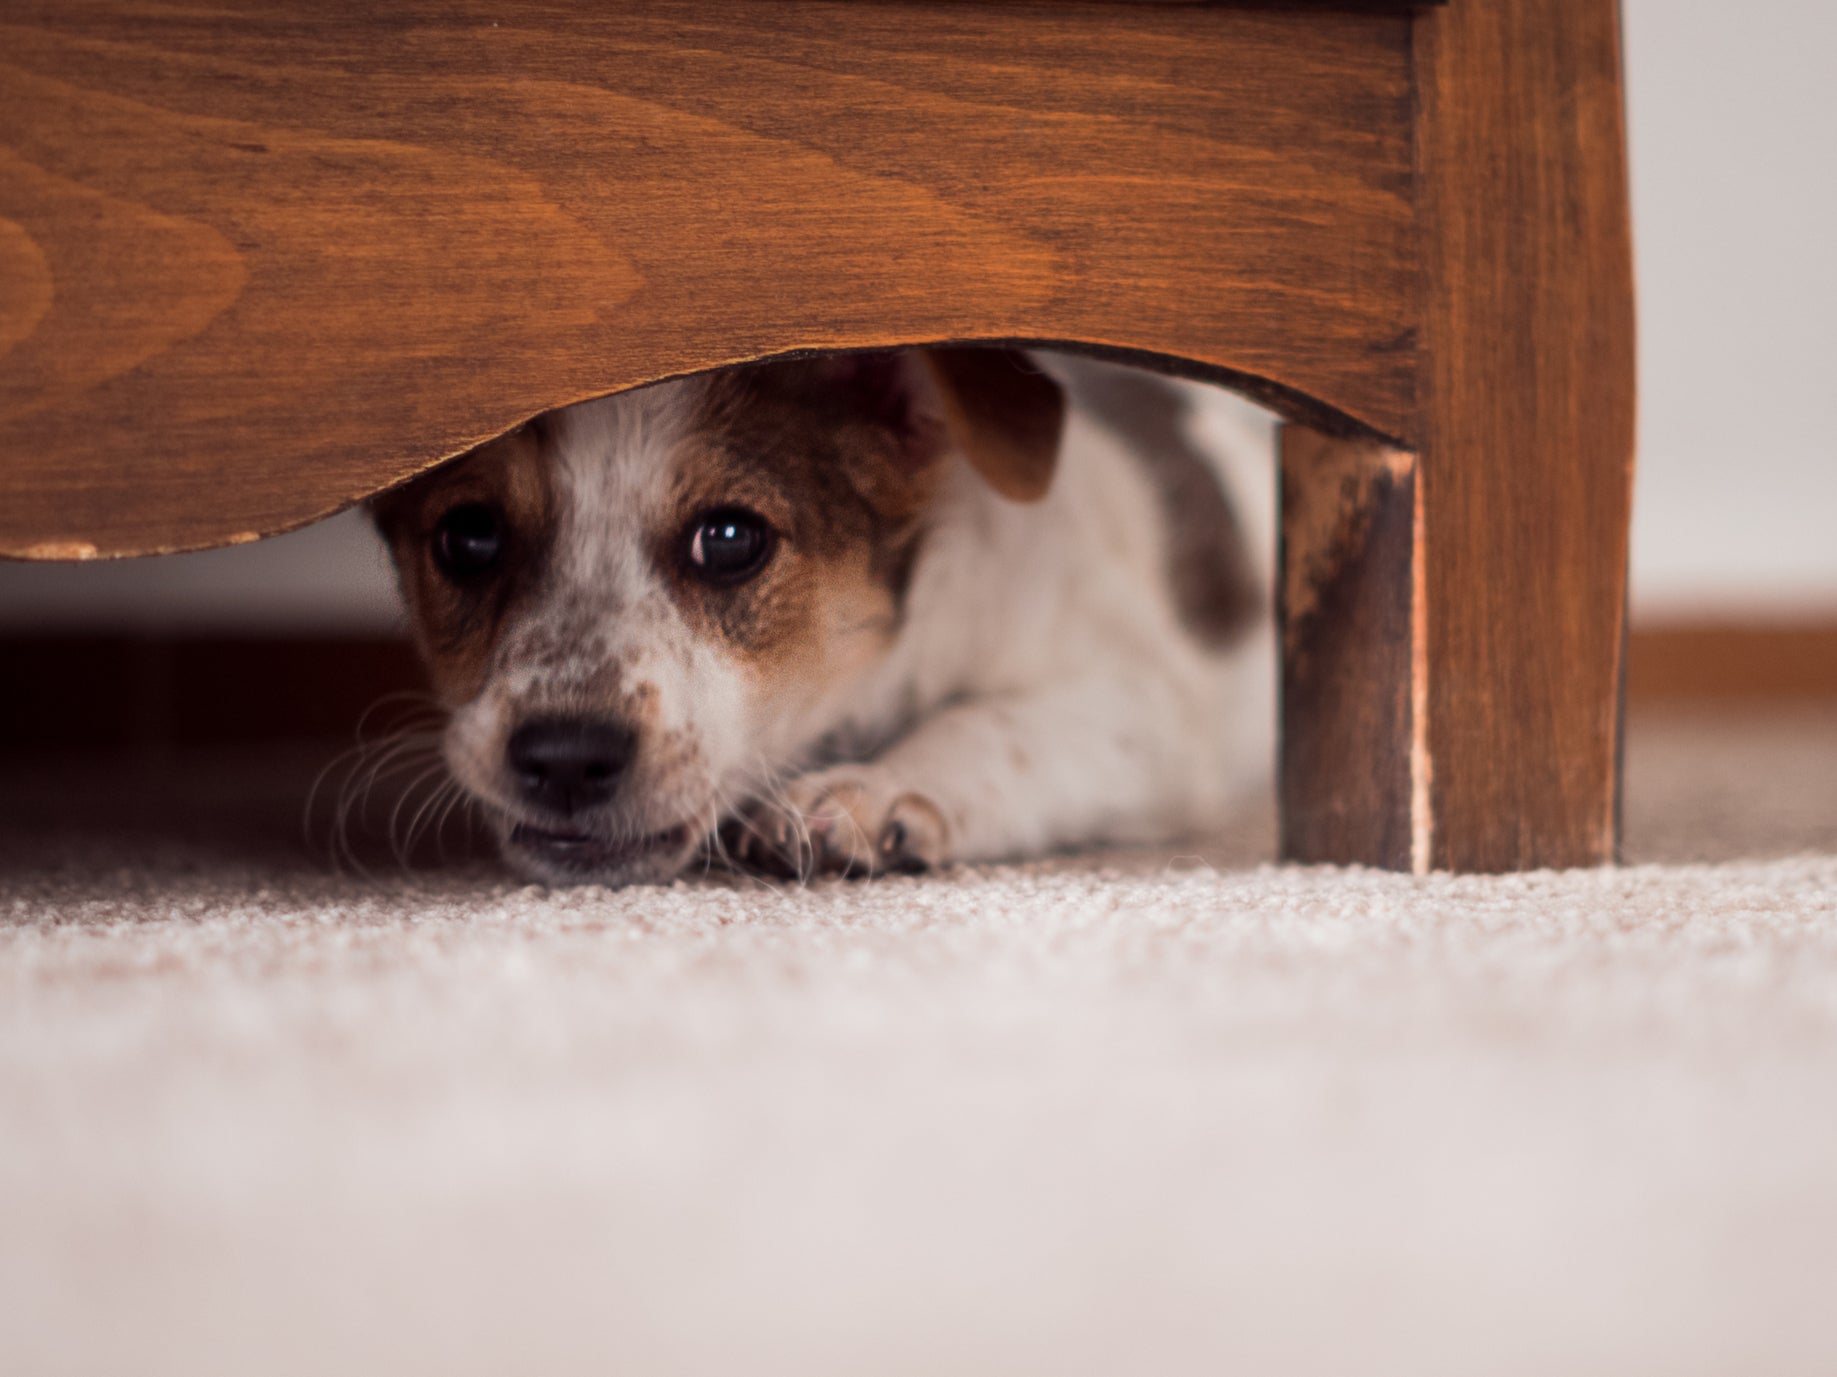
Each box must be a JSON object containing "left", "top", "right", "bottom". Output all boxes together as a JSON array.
[
  {"left": 777, "top": 371, "right": 1274, "bottom": 864},
  {"left": 437, "top": 356, "right": 1273, "bottom": 883}
]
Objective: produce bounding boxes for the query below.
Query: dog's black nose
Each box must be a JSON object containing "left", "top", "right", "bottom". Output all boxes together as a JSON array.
[{"left": 507, "top": 717, "right": 636, "bottom": 814}]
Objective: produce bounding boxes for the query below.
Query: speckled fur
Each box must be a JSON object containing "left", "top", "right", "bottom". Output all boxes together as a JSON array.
[{"left": 375, "top": 352, "right": 1272, "bottom": 885}]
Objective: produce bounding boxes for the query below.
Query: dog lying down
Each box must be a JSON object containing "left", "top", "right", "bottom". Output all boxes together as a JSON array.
[{"left": 371, "top": 349, "right": 1273, "bottom": 887}]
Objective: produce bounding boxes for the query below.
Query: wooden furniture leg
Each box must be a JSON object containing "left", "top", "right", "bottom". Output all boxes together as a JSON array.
[
  {"left": 1280, "top": 0, "right": 1636, "bottom": 873},
  {"left": 1280, "top": 428, "right": 1423, "bottom": 871}
]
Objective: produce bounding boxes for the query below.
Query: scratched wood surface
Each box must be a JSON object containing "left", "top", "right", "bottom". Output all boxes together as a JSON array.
[
  {"left": 1272, "top": 0, "right": 1636, "bottom": 874},
  {"left": 1278, "top": 425, "right": 1420, "bottom": 871},
  {"left": 0, "top": 0, "right": 1416, "bottom": 559},
  {"left": 1411, "top": 0, "right": 1636, "bottom": 872}
]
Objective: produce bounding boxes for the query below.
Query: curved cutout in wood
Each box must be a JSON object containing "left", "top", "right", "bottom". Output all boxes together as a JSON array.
[{"left": 2, "top": 0, "right": 1418, "bottom": 559}]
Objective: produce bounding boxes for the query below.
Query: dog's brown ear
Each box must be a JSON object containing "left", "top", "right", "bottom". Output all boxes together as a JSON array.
[{"left": 921, "top": 348, "right": 1065, "bottom": 503}]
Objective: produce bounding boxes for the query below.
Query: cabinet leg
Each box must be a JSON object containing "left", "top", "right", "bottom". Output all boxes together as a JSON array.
[
  {"left": 1278, "top": 427, "right": 1426, "bottom": 872},
  {"left": 1404, "top": 0, "right": 1636, "bottom": 871},
  {"left": 1278, "top": 0, "right": 1640, "bottom": 875},
  {"left": 1278, "top": 403, "right": 1629, "bottom": 877}
]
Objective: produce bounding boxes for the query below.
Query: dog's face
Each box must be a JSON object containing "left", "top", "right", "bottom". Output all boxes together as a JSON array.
[{"left": 372, "top": 350, "right": 1062, "bottom": 885}]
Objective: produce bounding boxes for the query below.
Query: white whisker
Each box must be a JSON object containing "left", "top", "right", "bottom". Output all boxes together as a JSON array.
[{"left": 304, "top": 700, "right": 449, "bottom": 881}]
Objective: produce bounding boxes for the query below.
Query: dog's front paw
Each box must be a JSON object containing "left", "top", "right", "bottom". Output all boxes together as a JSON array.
[{"left": 733, "top": 765, "right": 950, "bottom": 879}]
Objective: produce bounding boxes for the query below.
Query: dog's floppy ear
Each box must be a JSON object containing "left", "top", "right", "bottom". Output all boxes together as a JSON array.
[{"left": 921, "top": 347, "right": 1065, "bottom": 504}]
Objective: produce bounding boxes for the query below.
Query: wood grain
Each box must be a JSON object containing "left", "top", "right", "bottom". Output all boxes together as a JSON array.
[
  {"left": 0, "top": 0, "right": 1417, "bottom": 559},
  {"left": 1278, "top": 425, "right": 1422, "bottom": 870},
  {"left": 1411, "top": 0, "right": 1637, "bottom": 871}
]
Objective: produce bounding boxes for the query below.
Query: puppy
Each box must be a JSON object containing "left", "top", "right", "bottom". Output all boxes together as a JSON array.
[{"left": 371, "top": 349, "right": 1271, "bottom": 886}]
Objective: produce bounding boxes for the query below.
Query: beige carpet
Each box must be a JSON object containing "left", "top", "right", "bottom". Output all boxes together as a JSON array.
[{"left": 3, "top": 707, "right": 1836, "bottom": 1376}]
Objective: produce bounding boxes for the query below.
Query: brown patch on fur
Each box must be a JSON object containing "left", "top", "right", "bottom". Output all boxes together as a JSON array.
[
  {"left": 369, "top": 425, "right": 553, "bottom": 705},
  {"left": 656, "top": 358, "right": 944, "bottom": 680},
  {"left": 1075, "top": 367, "right": 1261, "bottom": 647},
  {"left": 922, "top": 348, "right": 1065, "bottom": 503},
  {"left": 624, "top": 679, "right": 660, "bottom": 730}
]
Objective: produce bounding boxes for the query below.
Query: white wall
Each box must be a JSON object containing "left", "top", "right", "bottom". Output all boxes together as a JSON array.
[
  {"left": 0, "top": 509, "right": 404, "bottom": 634},
  {"left": 1623, "top": 0, "right": 1837, "bottom": 616},
  {"left": 2, "top": 1, "right": 1832, "bottom": 631}
]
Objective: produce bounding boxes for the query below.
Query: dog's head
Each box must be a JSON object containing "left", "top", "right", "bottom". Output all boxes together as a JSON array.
[{"left": 371, "top": 348, "right": 1064, "bottom": 884}]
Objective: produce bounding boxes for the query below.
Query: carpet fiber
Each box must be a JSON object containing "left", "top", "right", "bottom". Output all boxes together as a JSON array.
[{"left": 4, "top": 708, "right": 1836, "bottom": 1375}]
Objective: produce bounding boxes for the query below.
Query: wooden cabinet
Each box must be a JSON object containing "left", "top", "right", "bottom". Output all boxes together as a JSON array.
[{"left": 0, "top": 0, "right": 1634, "bottom": 873}]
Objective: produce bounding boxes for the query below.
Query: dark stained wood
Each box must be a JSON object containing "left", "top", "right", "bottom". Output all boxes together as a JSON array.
[
  {"left": 1278, "top": 425, "right": 1422, "bottom": 870},
  {"left": 1410, "top": 0, "right": 1637, "bottom": 871},
  {"left": 0, "top": 0, "right": 1417, "bottom": 559}
]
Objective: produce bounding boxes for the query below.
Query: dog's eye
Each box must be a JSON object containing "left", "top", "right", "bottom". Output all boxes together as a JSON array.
[
  {"left": 432, "top": 503, "right": 504, "bottom": 581},
  {"left": 684, "top": 508, "right": 774, "bottom": 585}
]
